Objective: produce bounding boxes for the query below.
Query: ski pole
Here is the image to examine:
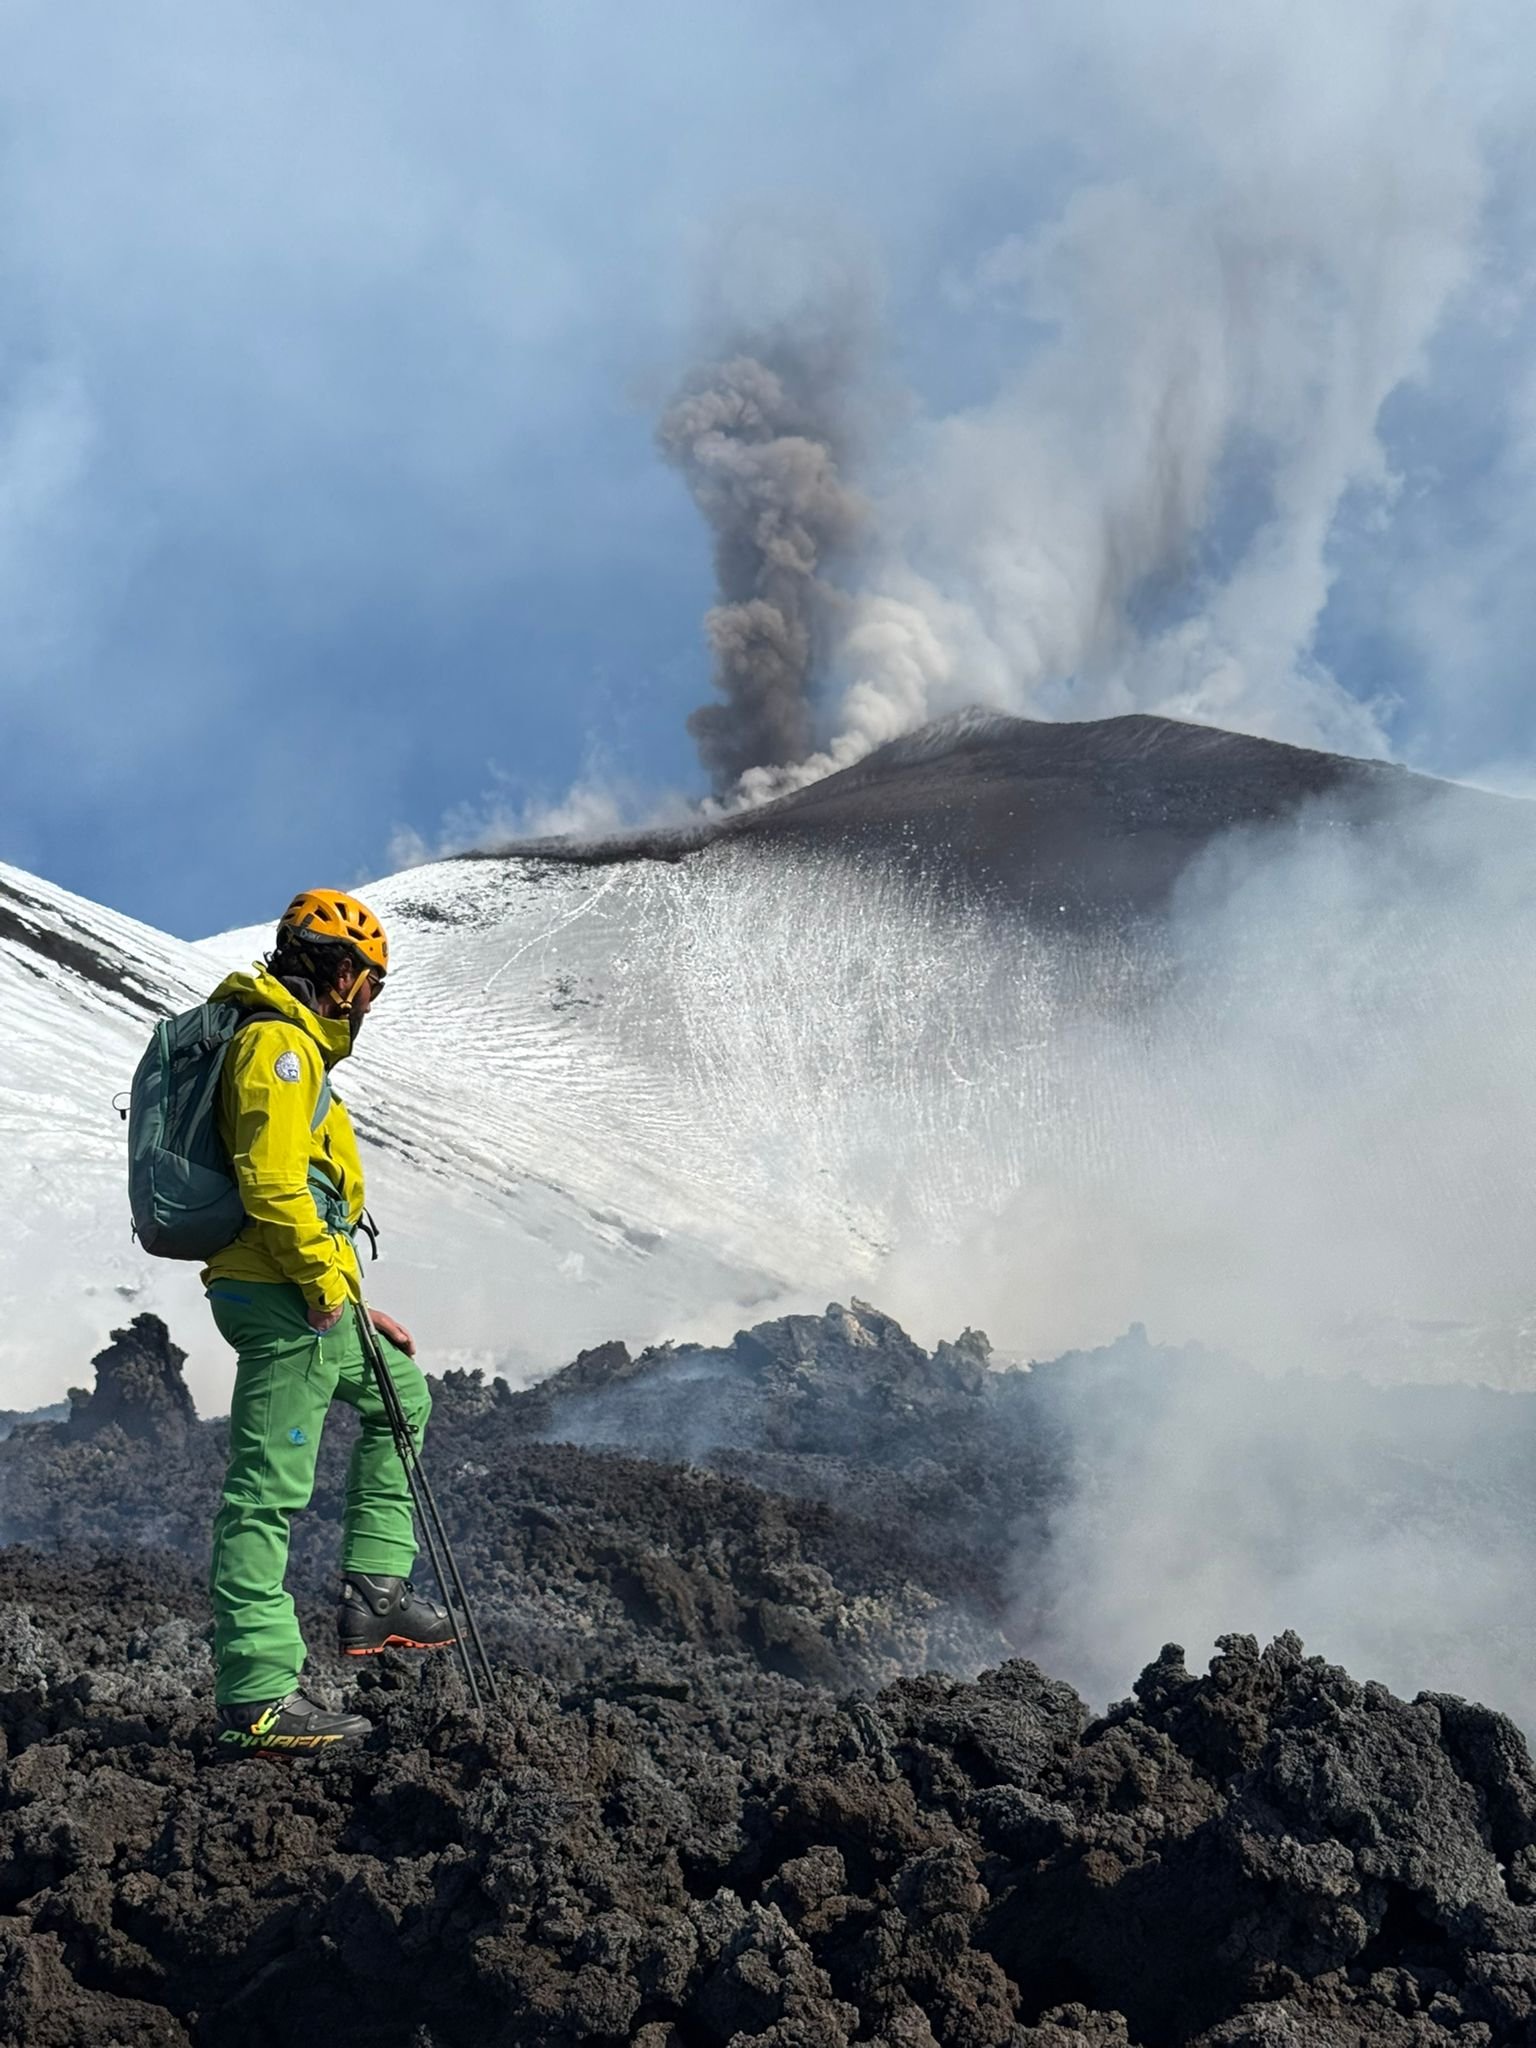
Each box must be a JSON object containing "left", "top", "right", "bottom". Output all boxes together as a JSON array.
[
  {"left": 353, "top": 1302, "right": 501, "bottom": 1708},
  {"left": 356, "top": 1302, "right": 496, "bottom": 1709},
  {"left": 356, "top": 1302, "right": 481, "bottom": 1711}
]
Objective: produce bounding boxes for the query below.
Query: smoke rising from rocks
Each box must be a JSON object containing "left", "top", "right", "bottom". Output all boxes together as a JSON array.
[{"left": 429, "top": 758, "right": 1536, "bottom": 1718}]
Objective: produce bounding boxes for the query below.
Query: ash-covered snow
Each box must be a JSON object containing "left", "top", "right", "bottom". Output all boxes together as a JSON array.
[
  {"left": 9, "top": 711, "right": 1536, "bottom": 1413},
  {"left": 0, "top": 854, "right": 799, "bottom": 1413}
]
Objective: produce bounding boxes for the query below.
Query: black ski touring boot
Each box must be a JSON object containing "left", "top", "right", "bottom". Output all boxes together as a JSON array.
[
  {"left": 215, "top": 1689, "right": 371, "bottom": 1758},
  {"left": 338, "top": 1572, "right": 458, "bottom": 1657}
]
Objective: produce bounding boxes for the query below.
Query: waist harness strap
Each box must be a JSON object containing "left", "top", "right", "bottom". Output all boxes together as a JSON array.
[
  {"left": 308, "top": 1165, "right": 353, "bottom": 1239},
  {"left": 303, "top": 1068, "right": 377, "bottom": 1260}
]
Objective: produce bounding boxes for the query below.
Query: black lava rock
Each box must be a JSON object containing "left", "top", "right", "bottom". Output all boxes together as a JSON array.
[{"left": 67, "top": 1314, "right": 198, "bottom": 1447}]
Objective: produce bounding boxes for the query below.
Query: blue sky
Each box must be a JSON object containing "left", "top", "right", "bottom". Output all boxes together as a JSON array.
[{"left": 2, "top": 1, "right": 1534, "bottom": 936}]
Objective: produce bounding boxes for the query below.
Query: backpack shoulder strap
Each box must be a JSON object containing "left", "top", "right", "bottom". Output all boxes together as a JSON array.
[{"left": 234, "top": 1006, "right": 289, "bottom": 1030}]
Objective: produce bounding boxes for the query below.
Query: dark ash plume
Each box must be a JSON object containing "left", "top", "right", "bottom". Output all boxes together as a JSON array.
[{"left": 659, "top": 346, "right": 863, "bottom": 791}]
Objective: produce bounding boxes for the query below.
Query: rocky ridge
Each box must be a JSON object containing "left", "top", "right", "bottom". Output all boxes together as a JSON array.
[
  {"left": 7, "top": 1309, "right": 1536, "bottom": 2042},
  {"left": 5, "top": 1549, "right": 1536, "bottom": 2046},
  {"left": 0, "top": 1313, "right": 1015, "bottom": 1694},
  {"left": 497, "top": 708, "right": 1536, "bottom": 925}
]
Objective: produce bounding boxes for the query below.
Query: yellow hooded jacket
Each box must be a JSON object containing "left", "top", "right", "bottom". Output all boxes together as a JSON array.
[{"left": 199, "top": 968, "right": 365, "bottom": 1314}]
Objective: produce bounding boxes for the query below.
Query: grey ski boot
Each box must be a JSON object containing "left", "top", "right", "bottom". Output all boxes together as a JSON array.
[{"left": 338, "top": 1573, "right": 458, "bottom": 1657}]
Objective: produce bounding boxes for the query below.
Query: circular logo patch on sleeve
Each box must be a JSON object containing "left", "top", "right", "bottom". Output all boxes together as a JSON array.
[{"left": 274, "top": 1050, "right": 303, "bottom": 1083}]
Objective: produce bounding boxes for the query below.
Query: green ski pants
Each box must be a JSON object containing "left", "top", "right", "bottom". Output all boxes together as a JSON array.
[{"left": 205, "top": 1281, "right": 431, "bottom": 1706}]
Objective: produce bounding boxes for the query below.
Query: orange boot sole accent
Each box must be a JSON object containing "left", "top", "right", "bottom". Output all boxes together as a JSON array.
[{"left": 342, "top": 1634, "right": 459, "bottom": 1656}]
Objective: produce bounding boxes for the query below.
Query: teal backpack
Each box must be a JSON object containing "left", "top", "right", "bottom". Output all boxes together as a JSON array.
[{"left": 126, "top": 1001, "right": 333, "bottom": 1261}]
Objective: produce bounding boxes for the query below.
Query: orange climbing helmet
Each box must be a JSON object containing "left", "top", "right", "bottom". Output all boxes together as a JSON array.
[{"left": 277, "top": 889, "right": 389, "bottom": 977}]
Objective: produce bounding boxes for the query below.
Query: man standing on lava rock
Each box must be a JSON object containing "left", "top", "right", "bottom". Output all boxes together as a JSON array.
[{"left": 202, "top": 890, "right": 456, "bottom": 1756}]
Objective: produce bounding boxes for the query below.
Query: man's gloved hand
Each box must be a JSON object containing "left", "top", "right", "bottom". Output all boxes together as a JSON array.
[
  {"left": 369, "top": 1308, "right": 416, "bottom": 1358},
  {"left": 307, "top": 1302, "right": 345, "bottom": 1335}
]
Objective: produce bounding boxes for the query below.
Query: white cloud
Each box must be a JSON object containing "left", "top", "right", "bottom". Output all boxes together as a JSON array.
[
  {"left": 389, "top": 760, "right": 698, "bottom": 865},
  {"left": 4, "top": 0, "right": 1536, "bottom": 908},
  {"left": 800, "top": 0, "right": 1509, "bottom": 775}
]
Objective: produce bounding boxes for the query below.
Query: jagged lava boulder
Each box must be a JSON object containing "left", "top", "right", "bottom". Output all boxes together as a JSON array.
[
  {"left": 4, "top": 1555, "right": 1536, "bottom": 2045},
  {"left": 66, "top": 1313, "right": 198, "bottom": 1447},
  {"left": 0, "top": 1307, "right": 1019, "bottom": 1692},
  {"left": 510, "top": 1299, "right": 999, "bottom": 1457}
]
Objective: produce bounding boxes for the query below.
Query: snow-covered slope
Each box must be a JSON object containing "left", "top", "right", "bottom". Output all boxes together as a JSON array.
[
  {"left": 0, "top": 866, "right": 219, "bottom": 1405},
  {"left": 9, "top": 710, "right": 1536, "bottom": 1414},
  {"left": 0, "top": 857, "right": 819, "bottom": 1412}
]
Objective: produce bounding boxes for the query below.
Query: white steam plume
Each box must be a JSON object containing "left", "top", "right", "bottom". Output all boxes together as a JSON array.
[
  {"left": 677, "top": 2, "right": 1504, "bottom": 799},
  {"left": 468, "top": 775, "right": 1536, "bottom": 1715}
]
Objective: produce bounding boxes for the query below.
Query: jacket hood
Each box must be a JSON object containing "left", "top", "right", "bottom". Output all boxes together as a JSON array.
[{"left": 208, "top": 966, "right": 354, "bottom": 1069}]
